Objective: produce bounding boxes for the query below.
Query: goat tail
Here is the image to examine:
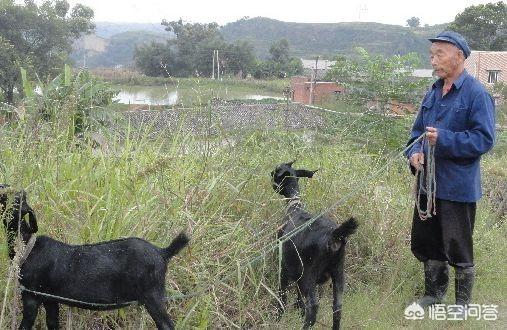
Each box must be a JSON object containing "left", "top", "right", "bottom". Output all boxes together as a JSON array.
[
  {"left": 332, "top": 217, "right": 359, "bottom": 241},
  {"left": 162, "top": 231, "right": 190, "bottom": 261}
]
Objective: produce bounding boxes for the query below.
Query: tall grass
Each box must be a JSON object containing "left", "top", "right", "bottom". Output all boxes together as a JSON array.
[{"left": 0, "top": 99, "right": 505, "bottom": 329}]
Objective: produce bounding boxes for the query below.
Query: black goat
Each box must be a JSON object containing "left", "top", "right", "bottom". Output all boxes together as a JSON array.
[
  {"left": 1, "top": 185, "right": 189, "bottom": 330},
  {"left": 271, "top": 162, "right": 358, "bottom": 330},
  {"left": 1, "top": 184, "right": 37, "bottom": 259}
]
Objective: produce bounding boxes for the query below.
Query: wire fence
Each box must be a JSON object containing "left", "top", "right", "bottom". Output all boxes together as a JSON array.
[{"left": 119, "top": 102, "right": 327, "bottom": 136}]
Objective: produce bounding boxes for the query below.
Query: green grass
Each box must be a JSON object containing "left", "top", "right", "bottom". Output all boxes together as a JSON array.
[
  {"left": 91, "top": 68, "right": 290, "bottom": 93},
  {"left": 0, "top": 99, "right": 505, "bottom": 329}
]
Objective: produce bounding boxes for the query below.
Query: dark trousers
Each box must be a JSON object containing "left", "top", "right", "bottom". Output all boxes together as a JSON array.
[{"left": 411, "top": 195, "right": 476, "bottom": 268}]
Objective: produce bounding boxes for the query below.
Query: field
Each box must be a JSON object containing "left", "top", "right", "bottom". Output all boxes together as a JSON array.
[{"left": 0, "top": 82, "right": 506, "bottom": 329}]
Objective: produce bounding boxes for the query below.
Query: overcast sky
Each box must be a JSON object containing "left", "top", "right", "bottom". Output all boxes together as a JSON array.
[{"left": 62, "top": 0, "right": 494, "bottom": 26}]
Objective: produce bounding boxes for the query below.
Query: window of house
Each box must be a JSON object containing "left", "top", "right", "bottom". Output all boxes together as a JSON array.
[{"left": 487, "top": 70, "right": 500, "bottom": 84}]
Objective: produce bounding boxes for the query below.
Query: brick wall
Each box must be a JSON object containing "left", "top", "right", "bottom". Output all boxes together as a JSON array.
[
  {"left": 291, "top": 76, "right": 345, "bottom": 104},
  {"left": 465, "top": 51, "right": 507, "bottom": 85},
  {"left": 313, "top": 82, "right": 346, "bottom": 103}
]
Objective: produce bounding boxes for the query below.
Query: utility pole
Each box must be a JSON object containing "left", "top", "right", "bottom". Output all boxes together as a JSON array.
[
  {"left": 217, "top": 50, "right": 220, "bottom": 80},
  {"left": 212, "top": 50, "right": 215, "bottom": 79},
  {"left": 310, "top": 56, "right": 319, "bottom": 104}
]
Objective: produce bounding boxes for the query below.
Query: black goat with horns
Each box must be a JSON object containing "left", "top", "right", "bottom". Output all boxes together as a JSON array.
[{"left": 271, "top": 161, "right": 358, "bottom": 329}]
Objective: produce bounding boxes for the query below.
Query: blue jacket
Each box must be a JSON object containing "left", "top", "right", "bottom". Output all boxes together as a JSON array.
[{"left": 406, "top": 70, "right": 496, "bottom": 202}]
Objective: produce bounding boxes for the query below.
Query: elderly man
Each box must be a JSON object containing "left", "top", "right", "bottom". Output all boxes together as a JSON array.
[{"left": 406, "top": 31, "right": 496, "bottom": 312}]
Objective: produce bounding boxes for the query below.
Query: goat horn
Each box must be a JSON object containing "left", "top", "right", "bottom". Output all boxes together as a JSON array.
[{"left": 286, "top": 159, "right": 296, "bottom": 167}]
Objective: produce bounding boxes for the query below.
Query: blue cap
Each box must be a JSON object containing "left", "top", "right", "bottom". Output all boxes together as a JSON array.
[{"left": 429, "top": 31, "right": 471, "bottom": 58}]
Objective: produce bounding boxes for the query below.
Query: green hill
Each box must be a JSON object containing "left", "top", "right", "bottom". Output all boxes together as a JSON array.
[
  {"left": 71, "top": 30, "right": 170, "bottom": 68},
  {"left": 221, "top": 17, "right": 447, "bottom": 63},
  {"left": 94, "top": 22, "right": 167, "bottom": 38},
  {"left": 72, "top": 19, "right": 448, "bottom": 69}
]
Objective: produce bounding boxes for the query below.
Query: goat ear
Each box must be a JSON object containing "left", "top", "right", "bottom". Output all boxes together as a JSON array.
[
  {"left": 295, "top": 169, "right": 317, "bottom": 178},
  {"left": 328, "top": 240, "right": 342, "bottom": 252},
  {"left": 27, "top": 209, "right": 38, "bottom": 233}
]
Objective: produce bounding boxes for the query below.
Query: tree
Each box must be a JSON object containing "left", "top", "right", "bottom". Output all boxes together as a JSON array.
[
  {"left": 252, "top": 60, "right": 275, "bottom": 79},
  {"left": 162, "top": 19, "right": 226, "bottom": 76},
  {"left": 223, "top": 41, "right": 256, "bottom": 78},
  {"left": 406, "top": 17, "right": 421, "bottom": 27},
  {"left": 254, "top": 39, "right": 303, "bottom": 78},
  {"left": 0, "top": 35, "right": 27, "bottom": 104},
  {"left": 448, "top": 1, "right": 506, "bottom": 51},
  {"left": 134, "top": 20, "right": 258, "bottom": 78},
  {"left": 0, "top": 0, "right": 94, "bottom": 103},
  {"left": 269, "top": 39, "right": 290, "bottom": 64},
  {"left": 325, "top": 48, "right": 430, "bottom": 110},
  {"left": 134, "top": 42, "right": 175, "bottom": 77},
  {"left": 286, "top": 58, "right": 304, "bottom": 77}
]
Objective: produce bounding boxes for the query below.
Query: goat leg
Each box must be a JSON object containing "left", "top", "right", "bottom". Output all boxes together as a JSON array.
[
  {"left": 19, "top": 294, "right": 41, "bottom": 330},
  {"left": 143, "top": 294, "right": 175, "bottom": 330},
  {"left": 43, "top": 301, "right": 59, "bottom": 330},
  {"left": 331, "top": 269, "right": 345, "bottom": 330},
  {"left": 300, "top": 280, "right": 318, "bottom": 329}
]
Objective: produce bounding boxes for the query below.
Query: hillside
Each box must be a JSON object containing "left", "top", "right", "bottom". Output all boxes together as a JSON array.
[
  {"left": 72, "top": 19, "right": 448, "bottom": 68},
  {"left": 93, "top": 22, "right": 167, "bottom": 38},
  {"left": 71, "top": 30, "right": 171, "bottom": 68},
  {"left": 221, "top": 17, "right": 447, "bottom": 63}
]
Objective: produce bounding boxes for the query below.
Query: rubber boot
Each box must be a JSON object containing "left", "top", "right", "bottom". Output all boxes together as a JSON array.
[
  {"left": 416, "top": 260, "right": 449, "bottom": 308},
  {"left": 455, "top": 266, "right": 475, "bottom": 318}
]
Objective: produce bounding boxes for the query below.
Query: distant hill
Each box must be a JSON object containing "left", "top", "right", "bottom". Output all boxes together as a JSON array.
[
  {"left": 71, "top": 24, "right": 171, "bottom": 68},
  {"left": 93, "top": 22, "right": 168, "bottom": 38},
  {"left": 72, "top": 18, "right": 448, "bottom": 69},
  {"left": 221, "top": 17, "right": 447, "bottom": 65}
]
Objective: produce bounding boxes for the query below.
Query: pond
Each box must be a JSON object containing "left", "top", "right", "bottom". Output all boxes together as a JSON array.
[{"left": 115, "top": 85, "right": 284, "bottom": 106}]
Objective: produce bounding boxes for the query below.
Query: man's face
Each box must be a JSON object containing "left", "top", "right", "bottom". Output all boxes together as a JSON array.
[{"left": 430, "top": 42, "right": 463, "bottom": 80}]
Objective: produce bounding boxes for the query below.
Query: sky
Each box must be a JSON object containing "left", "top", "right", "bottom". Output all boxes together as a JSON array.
[{"left": 60, "top": 0, "right": 497, "bottom": 26}]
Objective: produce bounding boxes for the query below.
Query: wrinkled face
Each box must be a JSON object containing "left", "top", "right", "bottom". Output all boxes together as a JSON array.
[{"left": 430, "top": 42, "right": 464, "bottom": 80}]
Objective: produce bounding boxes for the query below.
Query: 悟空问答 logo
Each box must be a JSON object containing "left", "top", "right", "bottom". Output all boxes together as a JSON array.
[{"left": 404, "top": 302, "right": 425, "bottom": 320}]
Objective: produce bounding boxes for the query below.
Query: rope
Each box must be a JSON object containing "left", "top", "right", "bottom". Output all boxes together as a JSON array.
[
  {"left": 414, "top": 138, "right": 437, "bottom": 220},
  {"left": 214, "top": 133, "right": 428, "bottom": 293},
  {"left": 18, "top": 285, "right": 137, "bottom": 308},
  {"left": 190, "top": 132, "right": 429, "bottom": 304},
  {"left": 18, "top": 236, "right": 36, "bottom": 267},
  {"left": 13, "top": 234, "right": 139, "bottom": 308},
  {"left": 15, "top": 237, "right": 201, "bottom": 305},
  {"left": 270, "top": 133, "right": 427, "bottom": 250},
  {"left": 10, "top": 133, "right": 429, "bottom": 308}
]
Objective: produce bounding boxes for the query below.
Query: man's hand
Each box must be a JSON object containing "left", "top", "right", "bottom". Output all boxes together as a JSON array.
[
  {"left": 410, "top": 152, "right": 424, "bottom": 171},
  {"left": 426, "top": 127, "right": 438, "bottom": 145}
]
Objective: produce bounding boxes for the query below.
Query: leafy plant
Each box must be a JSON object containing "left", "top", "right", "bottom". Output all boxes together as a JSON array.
[
  {"left": 21, "top": 64, "right": 119, "bottom": 136},
  {"left": 325, "top": 48, "right": 430, "bottom": 112},
  {"left": 0, "top": 0, "right": 95, "bottom": 103}
]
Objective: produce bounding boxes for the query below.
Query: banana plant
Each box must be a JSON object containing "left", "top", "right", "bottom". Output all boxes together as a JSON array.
[{"left": 20, "top": 64, "right": 119, "bottom": 136}]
